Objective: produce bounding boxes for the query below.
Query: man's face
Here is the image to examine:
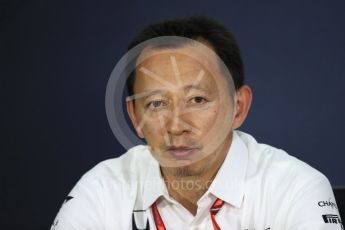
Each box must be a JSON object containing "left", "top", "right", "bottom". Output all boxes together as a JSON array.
[{"left": 128, "top": 44, "right": 235, "bottom": 177}]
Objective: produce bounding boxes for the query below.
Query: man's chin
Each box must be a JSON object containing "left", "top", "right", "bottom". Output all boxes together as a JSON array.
[{"left": 165, "top": 164, "right": 205, "bottom": 177}]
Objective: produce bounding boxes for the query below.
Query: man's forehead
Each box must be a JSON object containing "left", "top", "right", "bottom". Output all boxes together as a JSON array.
[
  {"left": 136, "top": 42, "right": 219, "bottom": 72},
  {"left": 138, "top": 49, "right": 203, "bottom": 70},
  {"left": 134, "top": 70, "right": 214, "bottom": 95},
  {"left": 132, "top": 41, "right": 232, "bottom": 96}
]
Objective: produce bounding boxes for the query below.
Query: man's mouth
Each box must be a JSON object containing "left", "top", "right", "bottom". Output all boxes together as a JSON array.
[{"left": 166, "top": 146, "right": 197, "bottom": 159}]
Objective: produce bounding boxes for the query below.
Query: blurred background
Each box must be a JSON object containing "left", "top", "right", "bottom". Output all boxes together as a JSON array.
[{"left": 2, "top": 0, "right": 345, "bottom": 229}]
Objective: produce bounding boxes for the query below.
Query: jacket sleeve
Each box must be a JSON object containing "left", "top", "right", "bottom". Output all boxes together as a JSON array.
[
  {"left": 50, "top": 177, "right": 105, "bottom": 230},
  {"left": 284, "top": 173, "right": 343, "bottom": 230}
]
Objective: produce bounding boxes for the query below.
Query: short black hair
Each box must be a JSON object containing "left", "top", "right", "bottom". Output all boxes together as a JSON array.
[{"left": 126, "top": 16, "right": 244, "bottom": 96}]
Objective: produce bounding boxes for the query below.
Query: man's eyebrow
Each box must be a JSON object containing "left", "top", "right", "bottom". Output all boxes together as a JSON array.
[
  {"left": 126, "top": 84, "right": 210, "bottom": 102},
  {"left": 184, "top": 84, "right": 210, "bottom": 93},
  {"left": 126, "top": 89, "right": 166, "bottom": 101}
]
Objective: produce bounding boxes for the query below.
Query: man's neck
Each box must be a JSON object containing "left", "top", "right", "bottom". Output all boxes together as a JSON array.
[{"left": 160, "top": 133, "right": 233, "bottom": 215}]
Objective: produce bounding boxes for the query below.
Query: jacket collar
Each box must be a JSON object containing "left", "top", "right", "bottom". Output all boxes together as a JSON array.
[{"left": 208, "top": 131, "right": 248, "bottom": 208}]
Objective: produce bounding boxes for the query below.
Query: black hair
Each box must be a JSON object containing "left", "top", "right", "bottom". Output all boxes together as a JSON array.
[{"left": 126, "top": 16, "right": 244, "bottom": 96}]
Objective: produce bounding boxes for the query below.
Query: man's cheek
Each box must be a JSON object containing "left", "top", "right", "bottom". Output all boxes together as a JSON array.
[
  {"left": 143, "top": 126, "right": 163, "bottom": 142},
  {"left": 193, "top": 110, "right": 219, "bottom": 131}
]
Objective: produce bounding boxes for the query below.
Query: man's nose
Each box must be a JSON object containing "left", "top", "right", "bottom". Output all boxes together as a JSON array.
[{"left": 165, "top": 108, "right": 189, "bottom": 135}]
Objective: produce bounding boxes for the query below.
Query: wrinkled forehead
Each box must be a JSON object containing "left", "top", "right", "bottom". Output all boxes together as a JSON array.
[
  {"left": 134, "top": 44, "right": 229, "bottom": 92},
  {"left": 136, "top": 41, "right": 221, "bottom": 74},
  {"left": 138, "top": 50, "right": 207, "bottom": 79}
]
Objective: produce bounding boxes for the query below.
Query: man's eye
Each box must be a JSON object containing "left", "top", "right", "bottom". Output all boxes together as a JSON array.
[
  {"left": 147, "top": 100, "right": 165, "bottom": 110},
  {"left": 189, "top": 96, "right": 207, "bottom": 104}
]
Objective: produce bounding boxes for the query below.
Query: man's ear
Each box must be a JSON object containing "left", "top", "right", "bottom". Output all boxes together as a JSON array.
[
  {"left": 232, "top": 85, "right": 253, "bottom": 130},
  {"left": 126, "top": 99, "right": 145, "bottom": 138}
]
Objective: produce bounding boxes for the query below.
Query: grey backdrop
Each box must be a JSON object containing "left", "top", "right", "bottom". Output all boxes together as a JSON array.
[{"left": 2, "top": 0, "right": 345, "bottom": 229}]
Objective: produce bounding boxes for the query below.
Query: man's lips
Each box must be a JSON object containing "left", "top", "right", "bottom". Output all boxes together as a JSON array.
[{"left": 166, "top": 147, "right": 197, "bottom": 159}]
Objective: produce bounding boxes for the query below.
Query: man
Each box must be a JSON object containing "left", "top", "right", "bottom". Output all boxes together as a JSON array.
[{"left": 51, "top": 16, "right": 342, "bottom": 229}]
